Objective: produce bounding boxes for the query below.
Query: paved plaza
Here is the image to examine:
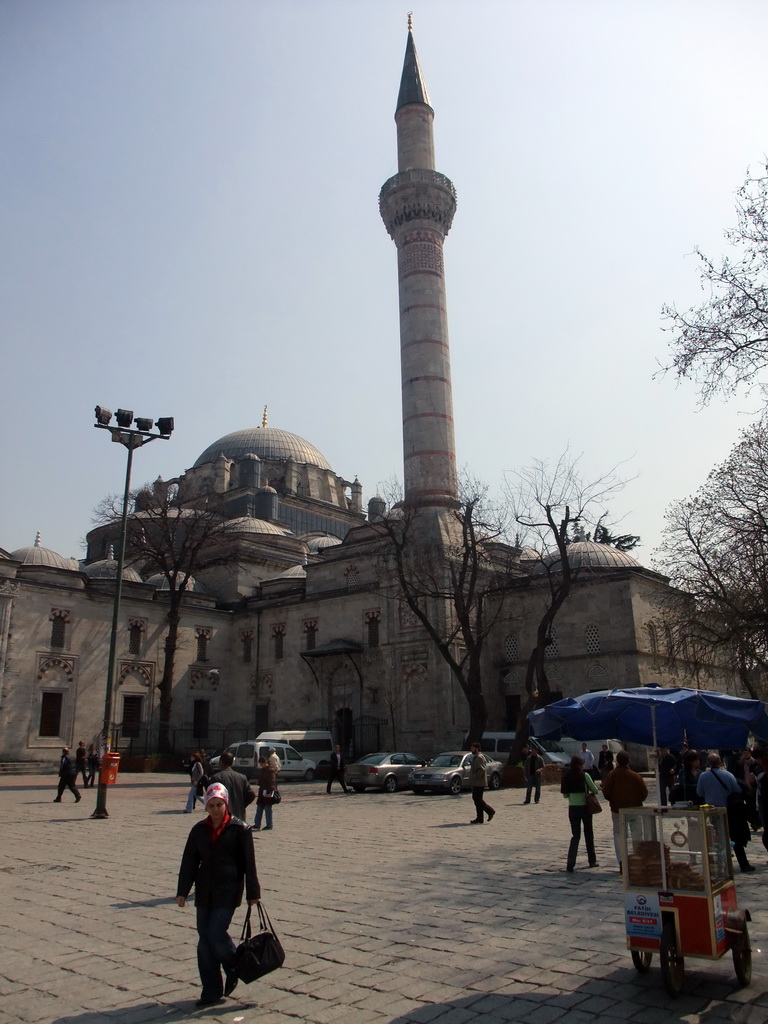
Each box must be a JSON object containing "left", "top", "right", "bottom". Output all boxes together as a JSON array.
[{"left": 0, "top": 773, "right": 766, "bottom": 1024}]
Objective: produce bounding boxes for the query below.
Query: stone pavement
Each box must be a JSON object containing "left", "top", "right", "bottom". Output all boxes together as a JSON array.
[{"left": 0, "top": 774, "right": 766, "bottom": 1024}]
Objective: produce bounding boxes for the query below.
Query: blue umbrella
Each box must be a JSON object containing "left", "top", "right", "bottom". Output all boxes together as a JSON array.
[
  {"left": 528, "top": 685, "right": 768, "bottom": 750},
  {"left": 530, "top": 685, "right": 768, "bottom": 884}
]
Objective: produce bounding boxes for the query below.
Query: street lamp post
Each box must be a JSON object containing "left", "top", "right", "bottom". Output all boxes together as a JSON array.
[{"left": 91, "top": 407, "right": 174, "bottom": 819}]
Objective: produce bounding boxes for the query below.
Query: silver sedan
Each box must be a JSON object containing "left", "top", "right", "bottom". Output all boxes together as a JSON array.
[
  {"left": 346, "top": 752, "right": 427, "bottom": 792},
  {"left": 408, "top": 750, "right": 503, "bottom": 795}
]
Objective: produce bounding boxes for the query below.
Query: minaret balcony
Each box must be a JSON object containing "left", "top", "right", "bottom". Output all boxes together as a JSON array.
[{"left": 379, "top": 169, "right": 457, "bottom": 239}]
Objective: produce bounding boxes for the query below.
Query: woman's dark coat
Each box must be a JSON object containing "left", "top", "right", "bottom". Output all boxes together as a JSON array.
[{"left": 177, "top": 817, "right": 260, "bottom": 909}]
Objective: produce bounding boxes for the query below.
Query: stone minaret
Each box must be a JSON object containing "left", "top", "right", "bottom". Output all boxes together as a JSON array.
[{"left": 379, "top": 25, "right": 458, "bottom": 510}]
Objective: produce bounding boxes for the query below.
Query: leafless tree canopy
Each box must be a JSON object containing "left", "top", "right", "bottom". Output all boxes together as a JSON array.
[
  {"left": 93, "top": 478, "right": 239, "bottom": 751},
  {"left": 656, "top": 416, "right": 768, "bottom": 697},
  {"left": 502, "top": 452, "right": 628, "bottom": 759},
  {"left": 662, "top": 166, "right": 768, "bottom": 403}
]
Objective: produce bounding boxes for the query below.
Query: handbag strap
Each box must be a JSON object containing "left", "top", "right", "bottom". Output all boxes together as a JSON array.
[
  {"left": 257, "top": 900, "right": 276, "bottom": 935},
  {"left": 239, "top": 900, "right": 275, "bottom": 941}
]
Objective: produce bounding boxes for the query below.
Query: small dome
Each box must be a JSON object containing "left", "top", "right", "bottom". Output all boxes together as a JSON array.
[
  {"left": 11, "top": 533, "right": 78, "bottom": 571},
  {"left": 305, "top": 534, "right": 343, "bottom": 552},
  {"left": 194, "top": 426, "right": 332, "bottom": 471},
  {"left": 84, "top": 559, "right": 143, "bottom": 582},
  {"left": 145, "top": 573, "right": 200, "bottom": 591},
  {"left": 279, "top": 564, "right": 307, "bottom": 578},
  {"left": 225, "top": 517, "right": 289, "bottom": 536},
  {"left": 535, "top": 540, "right": 640, "bottom": 574}
]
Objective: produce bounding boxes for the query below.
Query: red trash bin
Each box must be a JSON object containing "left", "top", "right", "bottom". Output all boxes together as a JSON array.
[{"left": 100, "top": 752, "right": 121, "bottom": 785}]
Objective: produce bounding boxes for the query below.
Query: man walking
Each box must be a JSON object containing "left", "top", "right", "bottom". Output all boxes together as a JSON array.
[
  {"left": 327, "top": 744, "right": 348, "bottom": 793},
  {"left": 54, "top": 747, "right": 81, "bottom": 803},
  {"left": 657, "top": 746, "right": 678, "bottom": 806},
  {"left": 212, "top": 752, "right": 255, "bottom": 823},
  {"left": 74, "top": 741, "right": 88, "bottom": 787},
  {"left": 468, "top": 742, "right": 495, "bottom": 824},
  {"left": 697, "top": 753, "right": 755, "bottom": 872},
  {"left": 523, "top": 747, "right": 544, "bottom": 804},
  {"left": 602, "top": 751, "right": 648, "bottom": 867}
]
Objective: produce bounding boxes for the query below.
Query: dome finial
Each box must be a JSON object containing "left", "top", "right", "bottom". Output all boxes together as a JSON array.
[
  {"left": 262, "top": 405, "right": 268, "bottom": 428},
  {"left": 34, "top": 531, "right": 42, "bottom": 547},
  {"left": 407, "top": 11, "right": 413, "bottom": 31}
]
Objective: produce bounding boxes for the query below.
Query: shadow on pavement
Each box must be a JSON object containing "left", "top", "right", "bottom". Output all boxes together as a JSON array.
[
  {"left": 112, "top": 896, "right": 177, "bottom": 909},
  {"left": 52, "top": 1002, "right": 197, "bottom": 1024},
  {"left": 385, "top": 966, "right": 743, "bottom": 1024}
]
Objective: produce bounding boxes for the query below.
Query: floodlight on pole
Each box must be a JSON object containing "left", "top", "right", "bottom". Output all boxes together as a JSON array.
[{"left": 91, "top": 405, "right": 174, "bottom": 819}]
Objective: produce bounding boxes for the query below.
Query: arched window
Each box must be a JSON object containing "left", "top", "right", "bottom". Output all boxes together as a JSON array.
[
  {"left": 241, "top": 630, "right": 253, "bottom": 664},
  {"left": 304, "top": 620, "right": 317, "bottom": 651},
  {"left": 544, "top": 628, "right": 558, "bottom": 658},
  {"left": 128, "top": 621, "right": 143, "bottom": 656},
  {"left": 504, "top": 634, "right": 518, "bottom": 662},
  {"left": 366, "top": 612, "right": 380, "bottom": 649},
  {"left": 49, "top": 609, "right": 69, "bottom": 649},
  {"left": 585, "top": 625, "right": 600, "bottom": 654},
  {"left": 195, "top": 628, "right": 211, "bottom": 663},
  {"left": 272, "top": 625, "right": 285, "bottom": 661}
]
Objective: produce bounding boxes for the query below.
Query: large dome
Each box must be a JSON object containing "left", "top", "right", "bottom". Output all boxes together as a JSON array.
[{"left": 194, "top": 427, "right": 332, "bottom": 471}]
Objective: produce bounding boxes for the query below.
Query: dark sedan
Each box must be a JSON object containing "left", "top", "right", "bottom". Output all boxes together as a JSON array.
[{"left": 346, "top": 752, "right": 427, "bottom": 792}]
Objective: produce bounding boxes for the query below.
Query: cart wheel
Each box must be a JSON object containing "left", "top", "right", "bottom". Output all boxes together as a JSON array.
[
  {"left": 631, "top": 950, "right": 652, "bottom": 973},
  {"left": 732, "top": 922, "right": 752, "bottom": 988},
  {"left": 660, "top": 922, "right": 684, "bottom": 997}
]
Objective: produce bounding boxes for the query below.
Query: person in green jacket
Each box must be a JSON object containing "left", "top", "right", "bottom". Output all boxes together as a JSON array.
[{"left": 561, "top": 755, "right": 599, "bottom": 872}]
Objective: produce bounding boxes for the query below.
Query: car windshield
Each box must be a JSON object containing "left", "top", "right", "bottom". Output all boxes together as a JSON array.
[
  {"left": 431, "top": 754, "right": 462, "bottom": 767},
  {"left": 356, "top": 754, "right": 387, "bottom": 765}
]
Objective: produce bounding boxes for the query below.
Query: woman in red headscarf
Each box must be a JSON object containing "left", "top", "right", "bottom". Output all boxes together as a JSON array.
[{"left": 176, "top": 782, "right": 260, "bottom": 1007}]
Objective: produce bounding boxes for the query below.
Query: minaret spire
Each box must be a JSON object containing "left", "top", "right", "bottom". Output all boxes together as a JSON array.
[{"left": 379, "top": 29, "right": 458, "bottom": 509}]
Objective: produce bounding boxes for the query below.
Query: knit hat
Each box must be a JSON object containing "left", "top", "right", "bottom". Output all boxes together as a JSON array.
[{"left": 204, "top": 782, "right": 229, "bottom": 806}]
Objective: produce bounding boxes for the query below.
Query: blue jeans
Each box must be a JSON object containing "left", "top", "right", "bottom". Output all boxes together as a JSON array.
[
  {"left": 254, "top": 804, "right": 273, "bottom": 828},
  {"left": 185, "top": 784, "right": 205, "bottom": 812},
  {"left": 196, "top": 905, "right": 236, "bottom": 1000}
]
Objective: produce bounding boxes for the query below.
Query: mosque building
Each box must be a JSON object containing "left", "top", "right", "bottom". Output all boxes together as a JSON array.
[{"left": 0, "top": 29, "right": 720, "bottom": 764}]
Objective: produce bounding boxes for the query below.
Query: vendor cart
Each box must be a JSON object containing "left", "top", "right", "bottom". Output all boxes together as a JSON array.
[{"left": 621, "top": 805, "right": 751, "bottom": 996}]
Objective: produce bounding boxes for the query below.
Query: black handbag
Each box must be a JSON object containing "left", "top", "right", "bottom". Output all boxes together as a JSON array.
[{"left": 233, "top": 902, "right": 285, "bottom": 983}]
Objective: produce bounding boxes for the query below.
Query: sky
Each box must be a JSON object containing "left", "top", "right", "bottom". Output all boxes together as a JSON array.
[{"left": 2, "top": 0, "right": 768, "bottom": 567}]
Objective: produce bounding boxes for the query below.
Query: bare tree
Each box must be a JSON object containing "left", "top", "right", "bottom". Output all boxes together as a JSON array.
[
  {"left": 662, "top": 165, "right": 768, "bottom": 402},
  {"left": 503, "top": 452, "right": 628, "bottom": 762},
  {"left": 377, "top": 478, "right": 515, "bottom": 744},
  {"left": 655, "top": 415, "right": 768, "bottom": 699},
  {"left": 94, "top": 478, "right": 239, "bottom": 752}
]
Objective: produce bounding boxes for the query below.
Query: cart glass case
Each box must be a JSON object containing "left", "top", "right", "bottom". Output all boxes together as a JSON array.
[{"left": 621, "top": 805, "right": 731, "bottom": 892}]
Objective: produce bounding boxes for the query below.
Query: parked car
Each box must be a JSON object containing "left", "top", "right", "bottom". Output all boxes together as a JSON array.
[
  {"left": 480, "top": 732, "right": 570, "bottom": 767},
  {"left": 408, "top": 750, "right": 503, "bottom": 794},
  {"left": 181, "top": 748, "right": 223, "bottom": 775},
  {"left": 346, "top": 752, "right": 427, "bottom": 792},
  {"left": 209, "top": 741, "right": 316, "bottom": 781}
]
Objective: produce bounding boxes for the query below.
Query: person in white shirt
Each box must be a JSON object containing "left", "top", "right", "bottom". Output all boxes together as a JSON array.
[{"left": 580, "top": 743, "right": 596, "bottom": 772}]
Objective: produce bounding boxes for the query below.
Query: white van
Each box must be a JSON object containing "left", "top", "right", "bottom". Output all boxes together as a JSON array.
[
  {"left": 558, "top": 738, "right": 624, "bottom": 761},
  {"left": 210, "top": 741, "right": 316, "bottom": 781},
  {"left": 256, "top": 730, "right": 334, "bottom": 768},
  {"left": 480, "top": 732, "right": 570, "bottom": 767}
]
